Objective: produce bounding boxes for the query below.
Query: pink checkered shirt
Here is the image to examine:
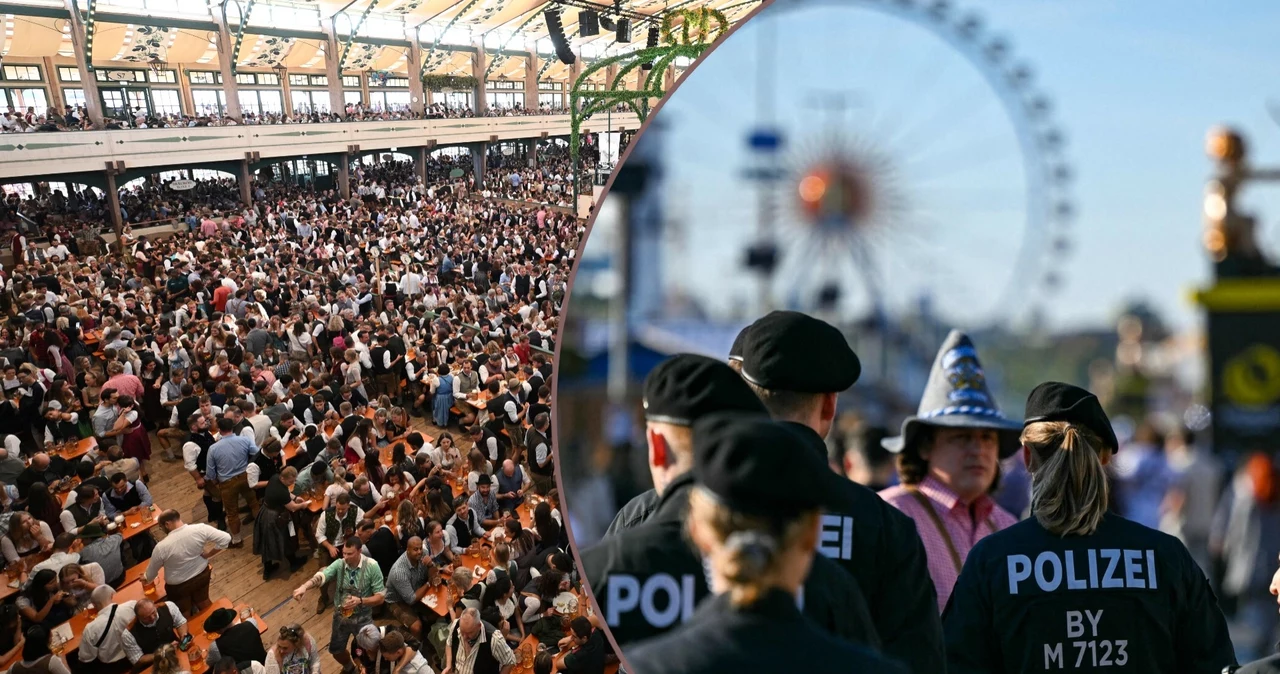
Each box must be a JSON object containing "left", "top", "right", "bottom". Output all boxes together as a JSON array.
[{"left": 880, "top": 475, "right": 1018, "bottom": 613}]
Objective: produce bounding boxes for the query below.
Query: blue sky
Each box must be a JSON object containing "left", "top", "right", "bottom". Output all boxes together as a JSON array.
[{"left": 591, "top": 0, "right": 1280, "bottom": 333}]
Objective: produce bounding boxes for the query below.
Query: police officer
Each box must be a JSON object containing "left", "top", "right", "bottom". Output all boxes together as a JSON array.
[
  {"left": 736, "top": 310, "right": 943, "bottom": 673},
  {"left": 624, "top": 412, "right": 908, "bottom": 674},
  {"left": 580, "top": 355, "right": 879, "bottom": 649},
  {"left": 944, "top": 382, "right": 1237, "bottom": 673},
  {"left": 604, "top": 326, "right": 753, "bottom": 538}
]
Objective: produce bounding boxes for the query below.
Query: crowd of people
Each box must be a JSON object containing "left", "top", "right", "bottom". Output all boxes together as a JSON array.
[
  {"left": 0, "top": 142, "right": 613, "bottom": 674},
  {"left": 0, "top": 97, "right": 604, "bottom": 134},
  {"left": 2, "top": 140, "right": 590, "bottom": 254},
  {"left": 585, "top": 312, "right": 1280, "bottom": 673}
]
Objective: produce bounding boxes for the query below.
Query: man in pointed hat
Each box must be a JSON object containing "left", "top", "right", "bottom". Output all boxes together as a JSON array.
[{"left": 879, "top": 329, "right": 1022, "bottom": 613}]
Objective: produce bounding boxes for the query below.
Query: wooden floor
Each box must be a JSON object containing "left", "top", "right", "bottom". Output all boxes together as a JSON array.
[{"left": 141, "top": 414, "right": 478, "bottom": 671}]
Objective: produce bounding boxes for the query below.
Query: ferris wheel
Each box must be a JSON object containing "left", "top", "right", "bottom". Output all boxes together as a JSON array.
[{"left": 662, "top": 0, "right": 1075, "bottom": 330}]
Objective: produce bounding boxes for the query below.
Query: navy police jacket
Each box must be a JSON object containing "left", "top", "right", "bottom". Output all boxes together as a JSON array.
[{"left": 943, "top": 512, "right": 1237, "bottom": 674}]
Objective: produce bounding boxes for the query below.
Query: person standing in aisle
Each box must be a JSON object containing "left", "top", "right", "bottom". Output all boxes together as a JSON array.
[
  {"left": 735, "top": 310, "right": 943, "bottom": 673},
  {"left": 144, "top": 510, "right": 231, "bottom": 617},
  {"left": 878, "top": 330, "right": 1022, "bottom": 612},
  {"left": 291, "top": 536, "right": 386, "bottom": 674},
  {"left": 943, "top": 382, "right": 1237, "bottom": 673},
  {"left": 624, "top": 413, "right": 908, "bottom": 674},
  {"left": 205, "top": 416, "right": 262, "bottom": 548}
]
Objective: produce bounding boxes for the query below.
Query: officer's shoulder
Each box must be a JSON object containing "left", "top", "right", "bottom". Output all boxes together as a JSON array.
[
  {"left": 581, "top": 520, "right": 690, "bottom": 571},
  {"left": 607, "top": 490, "right": 659, "bottom": 533},
  {"left": 1235, "top": 652, "right": 1280, "bottom": 673}
]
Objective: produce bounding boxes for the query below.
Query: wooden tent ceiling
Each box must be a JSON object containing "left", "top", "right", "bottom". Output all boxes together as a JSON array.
[{"left": 1, "top": 0, "right": 760, "bottom": 80}]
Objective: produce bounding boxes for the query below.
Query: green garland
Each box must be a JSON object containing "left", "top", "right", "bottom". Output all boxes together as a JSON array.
[
  {"left": 230, "top": 0, "right": 257, "bottom": 75},
  {"left": 418, "top": 0, "right": 484, "bottom": 82},
  {"left": 339, "top": 0, "right": 382, "bottom": 71},
  {"left": 568, "top": 43, "right": 711, "bottom": 202},
  {"left": 423, "top": 74, "right": 478, "bottom": 92},
  {"left": 661, "top": 7, "right": 729, "bottom": 46}
]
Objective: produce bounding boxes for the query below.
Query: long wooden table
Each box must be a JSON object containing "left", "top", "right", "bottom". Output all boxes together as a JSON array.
[{"left": 144, "top": 598, "right": 269, "bottom": 674}]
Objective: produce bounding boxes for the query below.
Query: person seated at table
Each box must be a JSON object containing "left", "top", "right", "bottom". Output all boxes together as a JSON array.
[
  {"left": 441, "top": 608, "right": 516, "bottom": 674},
  {"left": 384, "top": 537, "right": 432, "bottom": 639},
  {"left": 102, "top": 472, "right": 156, "bottom": 561},
  {"left": 56, "top": 564, "right": 103, "bottom": 611},
  {"left": 494, "top": 460, "right": 526, "bottom": 515},
  {"left": 467, "top": 425, "right": 505, "bottom": 469},
  {"left": 467, "top": 475, "right": 501, "bottom": 530},
  {"left": 446, "top": 496, "right": 484, "bottom": 554},
  {"left": 4, "top": 512, "right": 53, "bottom": 564},
  {"left": 484, "top": 544, "right": 517, "bottom": 587},
  {"left": 356, "top": 519, "right": 398, "bottom": 580},
  {"left": 10, "top": 625, "right": 71, "bottom": 674},
  {"left": 202, "top": 606, "right": 267, "bottom": 669},
  {"left": 17, "top": 569, "right": 75, "bottom": 631},
  {"left": 121, "top": 598, "right": 189, "bottom": 672},
  {"left": 502, "top": 520, "right": 536, "bottom": 563},
  {"left": 448, "top": 568, "right": 482, "bottom": 619},
  {"left": 97, "top": 446, "right": 142, "bottom": 486},
  {"left": 394, "top": 501, "right": 426, "bottom": 550},
  {"left": 70, "top": 461, "right": 111, "bottom": 504},
  {"left": 150, "top": 643, "right": 188, "bottom": 674},
  {"left": 379, "top": 470, "right": 418, "bottom": 504},
  {"left": 532, "top": 652, "right": 553, "bottom": 674},
  {"left": 464, "top": 450, "right": 493, "bottom": 496},
  {"left": 378, "top": 629, "right": 432, "bottom": 674},
  {"left": 553, "top": 617, "right": 606, "bottom": 674},
  {"left": 348, "top": 475, "right": 384, "bottom": 515},
  {"left": 0, "top": 604, "right": 23, "bottom": 665},
  {"left": 263, "top": 624, "right": 321, "bottom": 674},
  {"left": 59, "top": 484, "right": 108, "bottom": 537},
  {"left": 479, "top": 577, "right": 524, "bottom": 645},
  {"left": 77, "top": 586, "right": 134, "bottom": 673},
  {"left": 323, "top": 467, "right": 352, "bottom": 510},
  {"left": 75, "top": 523, "right": 124, "bottom": 587},
  {"left": 520, "top": 570, "right": 571, "bottom": 630},
  {"left": 292, "top": 460, "right": 332, "bottom": 499}
]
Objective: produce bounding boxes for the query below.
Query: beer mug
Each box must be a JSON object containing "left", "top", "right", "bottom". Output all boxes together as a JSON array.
[{"left": 143, "top": 580, "right": 157, "bottom": 597}]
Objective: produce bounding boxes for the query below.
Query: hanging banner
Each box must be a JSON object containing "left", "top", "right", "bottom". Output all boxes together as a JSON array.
[{"left": 168, "top": 179, "right": 197, "bottom": 191}]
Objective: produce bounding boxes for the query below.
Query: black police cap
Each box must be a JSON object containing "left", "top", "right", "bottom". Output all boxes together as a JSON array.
[
  {"left": 738, "top": 311, "right": 861, "bottom": 393},
  {"left": 692, "top": 412, "right": 839, "bottom": 519},
  {"left": 1023, "top": 382, "right": 1120, "bottom": 452},
  {"left": 642, "top": 354, "right": 766, "bottom": 426},
  {"left": 727, "top": 325, "right": 750, "bottom": 363}
]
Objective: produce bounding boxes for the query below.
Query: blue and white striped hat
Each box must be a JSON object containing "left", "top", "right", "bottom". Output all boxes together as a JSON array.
[{"left": 882, "top": 329, "right": 1022, "bottom": 458}]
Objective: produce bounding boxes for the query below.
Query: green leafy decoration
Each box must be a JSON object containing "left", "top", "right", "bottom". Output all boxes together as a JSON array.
[
  {"left": 423, "top": 74, "right": 478, "bottom": 91},
  {"left": 418, "top": 0, "right": 484, "bottom": 82},
  {"left": 568, "top": 43, "right": 710, "bottom": 202}
]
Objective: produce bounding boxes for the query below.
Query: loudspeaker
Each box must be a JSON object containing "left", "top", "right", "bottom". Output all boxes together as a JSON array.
[
  {"left": 578, "top": 10, "right": 599, "bottom": 37},
  {"left": 641, "top": 25, "right": 659, "bottom": 70},
  {"left": 545, "top": 9, "right": 576, "bottom": 65},
  {"left": 615, "top": 17, "right": 631, "bottom": 43},
  {"left": 600, "top": 14, "right": 615, "bottom": 31}
]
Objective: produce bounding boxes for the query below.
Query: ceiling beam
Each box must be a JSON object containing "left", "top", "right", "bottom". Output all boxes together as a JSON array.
[{"left": 0, "top": 4, "right": 69, "bottom": 19}]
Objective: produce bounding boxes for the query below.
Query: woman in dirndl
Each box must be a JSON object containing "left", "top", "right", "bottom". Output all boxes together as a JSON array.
[
  {"left": 116, "top": 395, "right": 151, "bottom": 483},
  {"left": 254, "top": 466, "right": 309, "bottom": 581},
  {"left": 430, "top": 364, "right": 454, "bottom": 428}
]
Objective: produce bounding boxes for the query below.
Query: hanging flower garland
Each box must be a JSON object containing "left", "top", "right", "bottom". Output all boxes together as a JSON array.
[{"left": 423, "top": 74, "right": 479, "bottom": 91}]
